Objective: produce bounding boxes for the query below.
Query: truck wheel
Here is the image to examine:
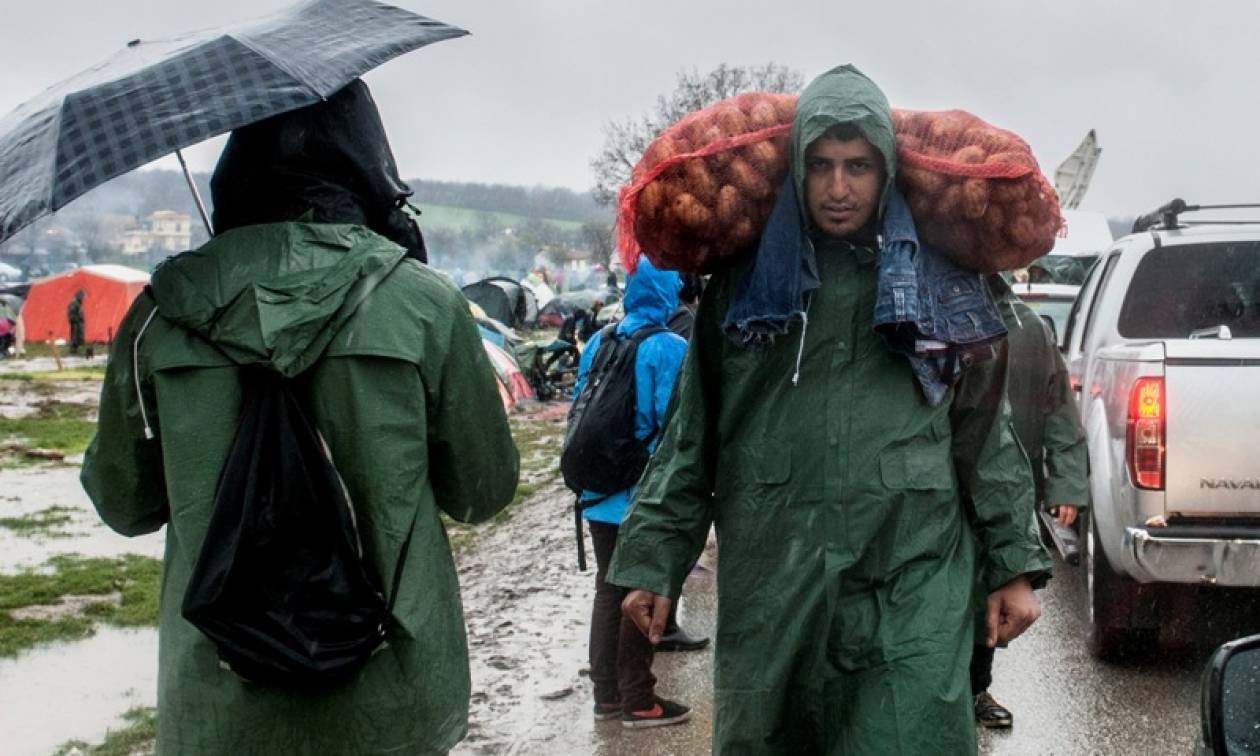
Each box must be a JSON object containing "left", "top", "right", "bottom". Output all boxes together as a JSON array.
[{"left": 1083, "top": 510, "right": 1157, "bottom": 660}]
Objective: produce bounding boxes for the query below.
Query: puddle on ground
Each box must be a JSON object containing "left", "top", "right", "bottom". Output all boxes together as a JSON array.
[
  {"left": 0, "top": 384, "right": 100, "bottom": 421},
  {"left": 0, "top": 358, "right": 103, "bottom": 421},
  {"left": 0, "top": 626, "right": 157, "bottom": 756},
  {"left": 0, "top": 356, "right": 102, "bottom": 375},
  {"left": 0, "top": 467, "right": 164, "bottom": 574},
  {"left": 450, "top": 473, "right": 719, "bottom": 756}
]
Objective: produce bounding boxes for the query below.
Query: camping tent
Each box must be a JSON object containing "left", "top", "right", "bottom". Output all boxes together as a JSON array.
[
  {"left": 537, "top": 289, "right": 614, "bottom": 328},
  {"left": 521, "top": 287, "right": 539, "bottom": 328},
  {"left": 20, "top": 264, "right": 149, "bottom": 343},
  {"left": 462, "top": 277, "right": 533, "bottom": 329},
  {"left": 521, "top": 280, "right": 556, "bottom": 309},
  {"left": 482, "top": 338, "right": 534, "bottom": 411},
  {"left": 476, "top": 315, "right": 522, "bottom": 351}
]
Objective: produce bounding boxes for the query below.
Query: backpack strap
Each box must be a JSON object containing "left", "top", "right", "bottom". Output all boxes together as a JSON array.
[
  {"left": 587, "top": 324, "right": 622, "bottom": 374},
  {"left": 628, "top": 324, "right": 668, "bottom": 345}
]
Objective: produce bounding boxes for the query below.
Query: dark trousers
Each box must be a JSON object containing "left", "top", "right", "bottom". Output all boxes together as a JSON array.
[
  {"left": 588, "top": 520, "right": 655, "bottom": 710},
  {"left": 970, "top": 643, "right": 995, "bottom": 695}
]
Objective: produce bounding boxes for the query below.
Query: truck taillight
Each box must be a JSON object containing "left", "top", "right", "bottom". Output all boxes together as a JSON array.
[{"left": 1126, "top": 377, "right": 1165, "bottom": 490}]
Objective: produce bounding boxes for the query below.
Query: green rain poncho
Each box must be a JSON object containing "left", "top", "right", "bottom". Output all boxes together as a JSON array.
[
  {"left": 988, "top": 277, "right": 1088, "bottom": 510},
  {"left": 607, "top": 66, "right": 1050, "bottom": 755},
  {"left": 82, "top": 222, "right": 519, "bottom": 755}
]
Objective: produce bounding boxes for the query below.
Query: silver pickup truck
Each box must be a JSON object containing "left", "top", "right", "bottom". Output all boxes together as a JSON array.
[{"left": 1062, "top": 200, "right": 1260, "bottom": 659}]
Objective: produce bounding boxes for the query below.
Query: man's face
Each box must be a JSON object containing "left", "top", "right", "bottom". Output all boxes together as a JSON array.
[{"left": 803, "top": 135, "right": 884, "bottom": 238}]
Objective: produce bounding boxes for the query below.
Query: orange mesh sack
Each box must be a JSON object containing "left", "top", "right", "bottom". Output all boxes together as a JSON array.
[
  {"left": 892, "top": 109, "right": 1063, "bottom": 273},
  {"left": 616, "top": 92, "right": 798, "bottom": 273}
]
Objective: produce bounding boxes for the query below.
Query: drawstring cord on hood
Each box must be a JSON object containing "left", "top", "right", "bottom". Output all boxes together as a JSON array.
[
  {"left": 133, "top": 307, "right": 158, "bottom": 440},
  {"left": 1004, "top": 295, "right": 1022, "bottom": 329},
  {"left": 792, "top": 293, "right": 813, "bottom": 386}
]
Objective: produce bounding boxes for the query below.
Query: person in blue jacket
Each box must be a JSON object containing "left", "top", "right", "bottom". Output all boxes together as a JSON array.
[{"left": 574, "top": 257, "right": 693, "bottom": 728}]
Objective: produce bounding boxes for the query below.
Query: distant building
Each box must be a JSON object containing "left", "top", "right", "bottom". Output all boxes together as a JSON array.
[
  {"left": 546, "top": 246, "right": 592, "bottom": 273},
  {"left": 119, "top": 210, "right": 193, "bottom": 256}
]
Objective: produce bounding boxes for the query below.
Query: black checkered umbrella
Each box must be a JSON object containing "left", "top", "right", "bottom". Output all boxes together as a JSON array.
[{"left": 0, "top": 0, "right": 466, "bottom": 244}]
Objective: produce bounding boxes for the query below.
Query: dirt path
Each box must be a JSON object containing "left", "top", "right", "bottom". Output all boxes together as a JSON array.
[{"left": 453, "top": 409, "right": 717, "bottom": 756}]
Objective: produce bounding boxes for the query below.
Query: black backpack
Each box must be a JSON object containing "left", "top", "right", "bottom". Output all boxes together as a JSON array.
[
  {"left": 182, "top": 366, "right": 389, "bottom": 688},
  {"left": 561, "top": 324, "right": 665, "bottom": 495}
]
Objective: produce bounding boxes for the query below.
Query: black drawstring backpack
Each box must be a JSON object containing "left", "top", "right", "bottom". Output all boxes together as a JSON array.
[{"left": 182, "top": 365, "right": 389, "bottom": 688}]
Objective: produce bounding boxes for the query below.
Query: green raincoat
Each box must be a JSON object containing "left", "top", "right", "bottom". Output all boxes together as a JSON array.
[
  {"left": 989, "top": 278, "right": 1088, "bottom": 510},
  {"left": 607, "top": 66, "right": 1050, "bottom": 754},
  {"left": 81, "top": 222, "right": 519, "bottom": 756}
]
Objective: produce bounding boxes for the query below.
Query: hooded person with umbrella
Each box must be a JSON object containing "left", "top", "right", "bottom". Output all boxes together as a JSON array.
[{"left": 81, "top": 80, "right": 519, "bottom": 755}]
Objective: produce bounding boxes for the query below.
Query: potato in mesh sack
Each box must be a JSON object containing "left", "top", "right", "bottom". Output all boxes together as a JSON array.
[
  {"left": 616, "top": 92, "right": 796, "bottom": 274},
  {"left": 618, "top": 97, "right": 1062, "bottom": 275},
  {"left": 892, "top": 108, "right": 1063, "bottom": 273}
]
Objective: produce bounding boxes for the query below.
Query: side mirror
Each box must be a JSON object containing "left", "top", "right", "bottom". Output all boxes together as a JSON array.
[{"left": 1202, "top": 634, "right": 1260, "bottom": 755}]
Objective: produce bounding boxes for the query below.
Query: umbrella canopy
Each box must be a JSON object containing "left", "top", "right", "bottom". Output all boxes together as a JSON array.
[{"left": 0, "top": 0, "right": 466, "bottom": 244}]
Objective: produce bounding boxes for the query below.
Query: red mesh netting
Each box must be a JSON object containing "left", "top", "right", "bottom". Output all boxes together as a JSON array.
[
  {"left": 617, "top": 98, "right": 1063, "bottom": 275},
  {"left": 616, "top": 92, "right": 796, "bottom": 274},
  {"left": 892, "top": 109, "right": 1063, "bottom": 273}
]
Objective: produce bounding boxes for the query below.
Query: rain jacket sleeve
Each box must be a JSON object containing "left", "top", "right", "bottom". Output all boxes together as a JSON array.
[
  {"left": 1041, "top": 351, "right": 1088, "bottom": 510},
  {"left": 634, "top": 334, "right": 688, "bottom": 452},
  {"left": 951, "top": 348, "right": 1053, "bottom": 593},
  {"left": 423, "top": 297, "right": 520, "bottom": 524},
  {"left": 81, "top": 295, "right": 169, "bottom": 537},
  {"left": 606, "top": 292, "right": 721, "bottom": 599}
]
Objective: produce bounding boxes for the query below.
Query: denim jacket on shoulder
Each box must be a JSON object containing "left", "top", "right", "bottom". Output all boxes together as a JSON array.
[{"left": 875, "top": 188, "right": 1007, "bottom": 405}]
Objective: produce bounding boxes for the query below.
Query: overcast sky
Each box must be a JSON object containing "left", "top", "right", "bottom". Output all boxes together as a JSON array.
[{"left": 1, "top": 0, "right": 1257, "bottom": 217}]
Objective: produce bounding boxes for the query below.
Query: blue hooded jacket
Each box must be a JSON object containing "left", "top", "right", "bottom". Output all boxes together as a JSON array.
[{"left": 573, "top": 258, "right": 686, "bottom": 524}]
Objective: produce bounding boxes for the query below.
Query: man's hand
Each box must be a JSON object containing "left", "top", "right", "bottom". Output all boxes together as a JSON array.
[
  {"left": 1051, "top": 504, "right": 1078, "bottom": 527},
  {"left": 622, "top": 590, "right": 673, "bottom": 645},
  {"left": 985, "top": 575, "right": 1041, "bottom": 647}
]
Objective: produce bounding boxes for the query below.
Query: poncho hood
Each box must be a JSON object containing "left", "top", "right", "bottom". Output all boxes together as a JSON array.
[
  {"left": 790, "top": 64, "right": 898, "bottom": 222},
  {"left": 149, "top": 222, "right": 405, "bottom": 377}
]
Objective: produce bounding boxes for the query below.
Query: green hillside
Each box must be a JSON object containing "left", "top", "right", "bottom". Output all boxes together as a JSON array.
[{"left": 413, "top": 203, "right": 583, "bottom": 232}]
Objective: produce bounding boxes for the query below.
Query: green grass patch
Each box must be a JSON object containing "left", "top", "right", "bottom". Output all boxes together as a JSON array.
[
  {"left": 9, "top": 341, "right": 56, "bottom": 359},
  {"left": 0, "top": 554, "right": 162, "bottom": 657},
  {"left": 0, "top": 367, "right": 106, "bottom": 382},
  {"left": 0, "top": 505, "right": 76, "bottom": 537},
  {"left": 0, "top": 400, "right": 96, "bottom": 457},
  {"left": 55, "top": 706, "right": 157, "bottom": 756}
]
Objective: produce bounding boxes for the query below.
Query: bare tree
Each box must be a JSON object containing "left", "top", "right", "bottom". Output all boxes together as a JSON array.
[
  {"left": 580, "top": 221, "right": 614, "bottom": 268},
  {"left": 590, "top": 63, "right": 804, "bottom": 206}
]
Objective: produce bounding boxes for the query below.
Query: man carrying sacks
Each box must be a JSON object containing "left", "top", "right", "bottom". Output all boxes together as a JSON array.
[{"left": 609, "top": 65, "right": 1050, "bottom": 754}]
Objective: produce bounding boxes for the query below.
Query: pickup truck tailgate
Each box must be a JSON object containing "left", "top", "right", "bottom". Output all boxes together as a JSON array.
[{"left": 1164, "top": 340, "right": 1260, "bottom": 516}]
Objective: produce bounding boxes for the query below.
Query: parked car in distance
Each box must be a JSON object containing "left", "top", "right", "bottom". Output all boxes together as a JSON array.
[
  {"left": 1062, "top": 199, "right": 1260, "bottom": 660},
  {"left": 1012, "top": 281, "right": 1080, "bottom": 349}
]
